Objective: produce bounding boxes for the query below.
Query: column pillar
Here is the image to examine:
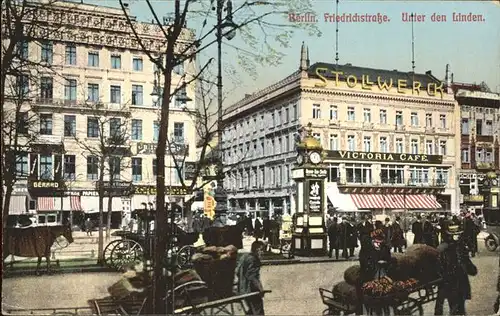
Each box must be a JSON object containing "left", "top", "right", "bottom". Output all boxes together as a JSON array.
[
  {"left": 290, "top": 193, "right": 296, "bottom": 216},
  {"left": 245, "top": 200, "right": 250, "bottom": 212},
  {"left": 269, "top": 198, "right": 274, "bottom": 218},
  {"left": 283, "top": 197, "right": 288, "bottom": 215}
]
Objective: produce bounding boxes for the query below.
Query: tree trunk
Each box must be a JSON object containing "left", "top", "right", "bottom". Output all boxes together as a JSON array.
[
  {"left": 106, "top": 195, "right": 113, "bottom": 239},
  {"left": 153, "top": 46, "right": 176, "bottom": 316},
  {"left": 2, "top": 183, "right": 13, "bottom": 233},
  {"left": 97, "top": 163, "right": 105, "bottom": 265}
]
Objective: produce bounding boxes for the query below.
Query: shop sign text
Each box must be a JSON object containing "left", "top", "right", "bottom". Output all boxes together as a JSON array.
[
  {"left": 326, "top": 150, "right": 443, "bottom": 164},
  {"left": 312, "top": 66, "right": 444, "bottom": 98}
]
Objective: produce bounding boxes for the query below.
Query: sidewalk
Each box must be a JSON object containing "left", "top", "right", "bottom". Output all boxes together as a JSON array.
[{"left": 4, "top": 230, "right": 493, "bottom": 275}]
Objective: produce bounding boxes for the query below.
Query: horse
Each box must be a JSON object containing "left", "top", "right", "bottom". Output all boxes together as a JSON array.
[
  {"left": 202, "top": 220, "right": 246, "bottom": 249},
  {"left": 4, "top": 224, "right": 74, "bottom": 274}
]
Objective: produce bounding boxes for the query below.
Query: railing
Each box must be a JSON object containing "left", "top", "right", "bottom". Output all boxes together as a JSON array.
[
  {"left": 3, "top": 306, "right": 93, "bottom": 315},
  {"left": 34, "top": 98, "right": 128, "bottom": 111}
]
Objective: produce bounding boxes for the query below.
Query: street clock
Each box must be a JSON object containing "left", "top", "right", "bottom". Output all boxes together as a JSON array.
[{"left": 309, "top": 151, "right": 322, "bottom": 164}]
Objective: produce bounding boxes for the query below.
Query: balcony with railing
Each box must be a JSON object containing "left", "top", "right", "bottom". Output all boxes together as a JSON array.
[
  {"left": 33, "top": 98, "right": 129, "bottom": 111},
  {"left": 476, "top": 134, "right": 494, "bottom": 143}
]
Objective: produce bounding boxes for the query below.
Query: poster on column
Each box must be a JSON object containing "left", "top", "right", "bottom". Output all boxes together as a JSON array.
[{"left": 308, "top": 180, "right": 322, "bottom": 213}]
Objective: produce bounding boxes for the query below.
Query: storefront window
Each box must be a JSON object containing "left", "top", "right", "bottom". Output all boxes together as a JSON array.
[
  {"left": 409, "top": 166, "right": 429, "bottom": 185},
  {"left": 346, "top": 164, "right": 371, "bottom": 184},
  {"left": 380, "top": 165, "right": 404, "bottom": 184}
]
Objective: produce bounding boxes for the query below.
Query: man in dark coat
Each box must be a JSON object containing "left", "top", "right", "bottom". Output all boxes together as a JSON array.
[
  {"left": 434, "top": 222, "right": 477, "bottom": 315},
  {"left": 391, "top": 216, "right": 405, "bottom": 253},
  {"left": 328, "top": 217, "right": 339, "bottom": 259},
  {"left": 338, "top": 216, "right": 351, "bottom": 259},
  {"left": 382, "top": 217, "right": 393, "bottom": 249},
  {"left": 236, "top": 241, "right": 266, "bottom": 315},
  {"left": 463, "top": 212, "right": 480, "bottom": 257},
  {"left": 412, "top": 215, "right": 423, "bottom": 244},
  {"left": 357, "top": 214, "right": 374, "bottom": 251},
  {"left": 421, "top": 214, "right": 435, "bottom": 247},
  {"left": 346, "top": 217, "right": 357, "bottom": 257}
]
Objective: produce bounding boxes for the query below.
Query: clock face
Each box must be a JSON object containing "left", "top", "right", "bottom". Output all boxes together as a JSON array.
[
  {"left": 296, "top": 154, "right": 304, "bottom": 165},
  {"left": 310, "top": 152, "right": 321, "bottom": 164}
]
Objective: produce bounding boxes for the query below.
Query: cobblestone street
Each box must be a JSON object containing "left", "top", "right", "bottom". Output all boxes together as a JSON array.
[{"left": 3, "top": 246, "right": 498, "bottom": 315}]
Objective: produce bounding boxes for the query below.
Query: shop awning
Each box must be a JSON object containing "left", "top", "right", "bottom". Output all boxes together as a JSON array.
[
  {"left": 80, "top": 196, "right": 123, "bottom": 213},
  {"left": 53, "top": 196, "right": 83, "bottom": 211},
  {"left": 326, "top": 183, "right": 359, "bottom": 212},
  {"left": 70, "top": 196, "right": 83, "bottom": 211},
  {"left": 37, "top": 197, "right": 54, "bottom": 211},
  {"left": 9, "top": 195, "right": 27, "bottom": 215},
  {"left": 350, "top": 194, "right": 441, "bottom": 210}
]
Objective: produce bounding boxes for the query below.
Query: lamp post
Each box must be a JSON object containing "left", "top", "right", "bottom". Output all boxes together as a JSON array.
[{"left": 213, "top": 0, "right": 237, "bottom": 225}]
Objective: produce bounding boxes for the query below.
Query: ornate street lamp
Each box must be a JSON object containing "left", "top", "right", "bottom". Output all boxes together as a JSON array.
[{"left": 212, "top": 0, "right": 239, "bottom": 225}]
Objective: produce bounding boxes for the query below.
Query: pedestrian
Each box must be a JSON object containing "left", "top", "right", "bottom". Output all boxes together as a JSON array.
[
  {"left": 346, "top": 217, "right": 357, "bottom": 257},
  {"left": 236, "top": 240, "right": 267, "bottom": 315},
  {"left": 356, "top": 228, "right": 391, "bottom": 315},
  {"left": 328, "top": 217, "right": 339, "bottom": 259},
  {"left": 412, "top": 215, "right": 423, "bottom": 244},
  {"left": 358, "top": 214, "right": 374, "bottom": 251},
  {"left": 391, "top": 216, "right": 405, "bottom": 253},
  {"left": 338, "top": 216, "right": 351, "bottom": 259},
  {"left": 85, "top": 218, "right": 93, "bottom": 236},
  {"left": 463, "top": 212, "right": 477, "bottom": 256},
  {"left": 382, "top": 217, "right": 393, "bottom": 249},
  {"left": 421, "top": 215, "right": 435, "bottom": 247},
  {"left": 434, "top": 222, "right": 477, "bottom": 315}
]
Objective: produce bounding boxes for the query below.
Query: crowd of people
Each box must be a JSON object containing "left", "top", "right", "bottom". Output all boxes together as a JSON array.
[
  {"left": 335, "top": 211, "right": 484, "bottom": 315},
  {"left": 326, "top": 212, "right": 484, "bottom": 259}
]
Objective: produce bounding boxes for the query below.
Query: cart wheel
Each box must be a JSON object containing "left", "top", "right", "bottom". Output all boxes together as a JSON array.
[
  {"left": 110, "top": 239, "right": 144, "bottom": 270},
  {"left": 103, "top": 240, "right": 122, "bottom": 268},
  {"left": 177, "top": 245, "right": 196, "bottom": 269}
]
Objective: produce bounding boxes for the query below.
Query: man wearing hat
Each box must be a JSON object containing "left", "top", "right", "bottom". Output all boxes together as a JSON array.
[{"left": 434, "top": 222, "right": 477, "bottom": 315}]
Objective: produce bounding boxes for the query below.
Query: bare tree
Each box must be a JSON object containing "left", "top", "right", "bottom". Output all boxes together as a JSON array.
[
  {"left": 1, "top": 0, "right": 78, "bottom": 235},
  {"left": 118, "top": 0, "right": 320, "bottom": 312},
  {"left": 72, "top": 102, "right": 132, "bottom": 264},
  {"left": 165, "top": 76, "right": 250, "bottom": 218}
]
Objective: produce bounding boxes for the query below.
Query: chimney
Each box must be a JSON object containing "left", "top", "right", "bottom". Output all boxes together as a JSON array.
[
  {"left": 299, "top": 41, "right": 307, "bottom": 71},
  {"left": 451, "top": 73, "right": 454, "bottom": 83},
  {"left": 445, "top": 64, "right": 452, "bottom": 94}
]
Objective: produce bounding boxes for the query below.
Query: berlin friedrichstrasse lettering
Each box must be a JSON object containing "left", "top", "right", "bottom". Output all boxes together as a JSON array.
[{"left": 313, "top": 67, "right": 444, "bottom": 98}]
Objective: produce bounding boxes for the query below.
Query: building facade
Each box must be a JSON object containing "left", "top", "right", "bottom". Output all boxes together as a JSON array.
[
  {"left": 455, "top": 83, "right": 500, "bottom": 214},
  {"left": 221, "top": 43, "right": 460, "bottom": 217},
  {"left": 3, "top": 2, "right": 197, "bottom": 227}
]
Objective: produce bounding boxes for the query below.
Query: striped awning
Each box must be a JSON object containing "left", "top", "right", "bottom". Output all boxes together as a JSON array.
[
  {"left": 350, "top": 194, "right": 441, "bottom": 210},
  {"left": 37, "top": 197, "right": 55, "bottom": 211},
  {"left": 70, "top": 196, "right": 83, "bottom": 211},
  {"left": 9, "top": 195, "right": 27, "bottom": 215}
]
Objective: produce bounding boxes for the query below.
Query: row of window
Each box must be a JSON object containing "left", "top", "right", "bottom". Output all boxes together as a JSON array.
[
  {"left": 461, "top": 118, "right": 495, "bottom": 136},
  {"left": 32, "top": 114, "right": 185, "bottom": 143},
  {"left": 17, "top": 41, "right": 185, "bottom": 74},
  {"left": 224, "top": 102, "right": 299, "bottom": 141},
  {"left": 224, "top": 164, "right": 449, "bottom": 190},
  {"left": 317, "top": 134, "right": 448, "bottom": 155},
  {"left": 28, "top": 77, "right": 188, "bottom": 107},
  {"left": 460, "top": 147, "right": 495, "bottom": 163},
  {"left": 312, "top": 104, "right": 449, "bottom": 129},
  {"left": 16, "top": 155, "right": 183, "bottom": 183}
]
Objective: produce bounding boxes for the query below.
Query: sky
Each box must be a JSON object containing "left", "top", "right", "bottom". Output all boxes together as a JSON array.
[{"left": 84, "top": 0, "right": 500, "bottom": 106}]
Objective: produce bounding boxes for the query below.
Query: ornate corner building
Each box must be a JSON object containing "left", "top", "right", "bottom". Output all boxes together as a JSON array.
[
  {"left": 221, "top": 43, "right": 460, "bottom": 218},
  {"left": 3, "top": 1, "right": 197, "bottom": 227},
  {"left": 454, "top": 83, "right": 500, "bottom": 214}
]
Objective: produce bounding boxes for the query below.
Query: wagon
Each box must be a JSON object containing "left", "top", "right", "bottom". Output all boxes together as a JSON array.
[
  {"left": 319, "top": 278, "right": 442, "bottom": 315},
  {"left": 103, "top": 208, "right": 198, "bottom": 271}
]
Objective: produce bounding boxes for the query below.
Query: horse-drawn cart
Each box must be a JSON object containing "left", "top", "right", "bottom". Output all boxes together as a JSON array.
[
  {"left": 103, "top": 208, "right": 198, "bottom": 271},
  {"left": 319, "top": 278, "right": 443, "bottom": 315}
]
